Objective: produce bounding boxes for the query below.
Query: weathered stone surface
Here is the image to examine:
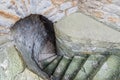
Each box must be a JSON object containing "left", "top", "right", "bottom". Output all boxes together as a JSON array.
[
  {"left": 14, "top": 68, "right": 43, "bottom": 80},
  {"left": 0, "top": 27, "right": 10, "bottom": 35},
  {"left": 44, "top": 56, "right": 62, "bottom": 76},
  {"left": 0, "top": 35, "right": 11, "bottom": 45},
  {"left": 62, "top": 56, "right": 87, "bottom": 80},
  {"left": 0, "top": 0, "right": 119, "bottom": 32},
  {"left": 60, "top": 2, "right": 72, "bottom": 10},
  {"left": 78, "top": 0, "right": 120, "bottom": 31},
  {"left": 0, "top": 36, "right": 46, "bottom": 80},
  {"left": 0, "top": 1, "right": 120, "bottom": 80},
  {"left": 93, "top": 55, "right": 120, "bottom": 80},
  {"left": 74, "top": 55, "right": 108, "bottom": 80},
  {"left": 66, "top": 6, "right": 78, "bottom": 15},
  {"left": 0, "top": 0, "right": 79, "bottom": 29},
  {"left": 42, "top": 54, "right": 120, "bottom": 80},
  {"left": 52, "top": 56, "right": 71, "bottom": 80},
  {"left": 54, "top": 13, "right": 120, "bottom": 56},
  {"left": 40, "top": 55, "right": 57, "bottom": 69},
  {"left": 0, "top": 43, "right": 25, "bottom": 80}
]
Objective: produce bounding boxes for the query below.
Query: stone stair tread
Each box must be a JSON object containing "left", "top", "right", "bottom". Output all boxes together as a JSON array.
[
  {"left": 38, "top": 53, "right": 56, "bottom": 61},
  {"left": 40, "top": 55, "right": 57, "bottom": 69},
  {"left": 43, "top": 56, "right": 62, "bottom": 76},
  {"left": 93, "top": 55, "right": 120, "bottom": 80},
  {"left": 74, "top": 54, "right": 109, "bottom": 80},
  {"left": 62, "top": 55, "right": 88, "bottom": 80},
  {"left": 51, "top": 56, "right": 72, "bottom": 80}
]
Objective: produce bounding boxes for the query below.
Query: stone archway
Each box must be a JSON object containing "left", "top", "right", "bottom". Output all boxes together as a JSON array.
[{"left": 0, "top": 0, "right": 79, "bottom": 28}]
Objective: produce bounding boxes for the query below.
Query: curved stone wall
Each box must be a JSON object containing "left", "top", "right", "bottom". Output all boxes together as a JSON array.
[
  {"left": 79, "top": 0, "right": 120, "bottom": 31},
  {"left": 0, "top": 0, "right": 78, "bottom": 28}
]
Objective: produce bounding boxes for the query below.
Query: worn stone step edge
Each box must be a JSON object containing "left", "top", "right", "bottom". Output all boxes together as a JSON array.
[
  {"left": 40, "top": 55, "right": 57, "bottom": 69},
  {"left": 73, "top": 54, "right": 110, "bottom": 80},
  {"left": 43, "top": 56, "right": 62, "bottom": 76},
  {"left": 51, "top": 56, "right": 72, "bottom": 80},
  {"left": 61, "top": 55, "right": 89, "bottom": 80}
]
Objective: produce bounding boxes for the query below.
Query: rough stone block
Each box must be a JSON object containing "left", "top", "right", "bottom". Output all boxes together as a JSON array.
[
  {"left": 60, "top": 2, "right": 72, "bottom": 10},
  {"left": 54, "top": 13, "right": 120, "bottom": 56}
]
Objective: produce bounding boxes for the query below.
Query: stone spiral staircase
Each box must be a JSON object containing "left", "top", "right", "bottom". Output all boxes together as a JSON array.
[
  {"left": 0, "top": 0, "right": 120, "bottom": 80},
  {"left": 0, "top": 13, "right": 119, "bottom": 80},
  {"left": 40, "top": 54, "right": 120, "bottom": 80},
  {"left": 38, "top": 13, "right": 120, "bottom": 80}
]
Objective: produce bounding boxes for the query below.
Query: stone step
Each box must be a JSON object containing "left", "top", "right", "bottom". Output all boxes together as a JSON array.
[
  {"left": 40, "top": 55, "right": 57, "bottom": 69},
  {"left": 51, "top": 56, "right": 72, "bottom": 80},
  {"left": 62, "top": 55, "right": 88, "bottom": 80},
  {"left": 38, "top": 54, "right": 56, "bottom": 61},
  {"left": 93, "top": 55, "right": 120, "bottom": 80},
  {"left": 43, "top": 56, "right": 62, "bottom": 76},
  {"left": 73, "top": 54, "right": 109, "bottom": 80}
]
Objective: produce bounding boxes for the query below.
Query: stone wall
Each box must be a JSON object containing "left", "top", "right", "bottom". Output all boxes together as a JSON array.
[
  {"left": 55, "top": 13, "right": 120, "bottom": 57},
  {"left": 0, "top": 0, "right": 78, "bottom": 28},
  {"left": 1, "top": 0, "right": 120, "bottom": 33},
  {"left": 78, "top": 0, "right": 120, "bottom": 31}
]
